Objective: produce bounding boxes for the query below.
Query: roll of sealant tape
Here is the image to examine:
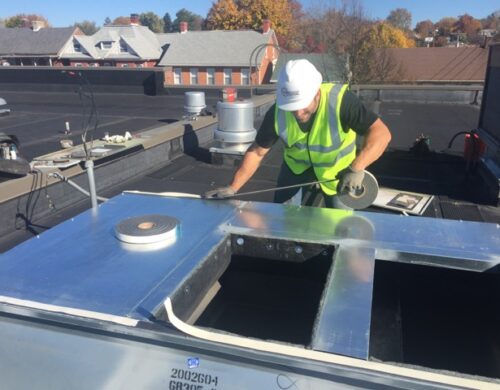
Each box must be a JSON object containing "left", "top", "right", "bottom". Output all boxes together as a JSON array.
[
  {"left": 115, "top": 214, "right": 179, "bottom": 245},
  {"left": 337, "top": 171, "right": 379, "bottom": 210}
]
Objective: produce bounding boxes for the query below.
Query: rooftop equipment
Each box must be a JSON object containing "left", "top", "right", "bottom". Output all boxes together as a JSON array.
[
  {"left": 210, "top": 99, "right": 256, "bottom": 159},
  {"left": 183, "top": 91, "right": 206, "bottom": 120}
]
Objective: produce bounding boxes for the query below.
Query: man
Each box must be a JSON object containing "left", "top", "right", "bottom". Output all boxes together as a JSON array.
[{"left": 205, "top": 59, "right": 391, "bottom": 209}]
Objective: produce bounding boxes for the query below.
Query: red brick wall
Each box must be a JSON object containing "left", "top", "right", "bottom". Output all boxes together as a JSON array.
[
  {"left": 162, "top": 66, "right": 262, "bottom": 86},
  {"left": 199, "top": 70, "right": 207, "bottom": 85},
  {"left": 232, "top": 69, "right": 241, "bottom": 85}
]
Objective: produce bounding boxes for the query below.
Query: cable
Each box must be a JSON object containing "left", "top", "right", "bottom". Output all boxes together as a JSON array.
[
  {"left": 49, "top": 172, "right": 108, "bottom": 202},
  {"left": 209, "top": 178, "right": 336, "bottom": 199},
  {"left": 446, "top": 130, "right": 470, "bottom": 150}
]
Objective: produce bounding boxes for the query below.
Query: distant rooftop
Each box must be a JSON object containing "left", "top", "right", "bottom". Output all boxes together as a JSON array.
[
  {"left": 382, "top": 47, "right": 488, "bottom": 82},
  {"left": 0, "top": 27, "right": 76, "bottom": 56},
  {"left": 157, "top": 29, "right": 277, "bottom": 67}
]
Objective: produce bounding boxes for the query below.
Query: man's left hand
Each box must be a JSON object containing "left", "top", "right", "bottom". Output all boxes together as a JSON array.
[{"left": 338, "top": 166, "right": 365, "bottom": 192}]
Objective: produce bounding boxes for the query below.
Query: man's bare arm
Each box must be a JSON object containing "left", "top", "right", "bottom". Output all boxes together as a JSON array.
[
  {"left": 229, "top": 143, "right": 271, "bottom": 192},
  {"left": 350, "top": 118, "right": 391, "bottom": 172}
]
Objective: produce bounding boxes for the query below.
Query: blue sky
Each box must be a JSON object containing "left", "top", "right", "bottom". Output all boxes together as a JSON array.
[{"left": 0, "top": 0, "right": 498, "bottom": 28}]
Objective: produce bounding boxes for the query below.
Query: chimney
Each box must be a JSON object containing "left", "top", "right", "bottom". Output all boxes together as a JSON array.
[
  {"left": 262, "top": 19, "right": 271, "bottom": 34},
  {"left": 180, "top": 21, "right": 188, "bottom": 34},
  {"left": 130, "top": 13, "right": 139, "bottom": 26},
  {"left": 31, "top": 20, "right": 46, "bottom": 32}
]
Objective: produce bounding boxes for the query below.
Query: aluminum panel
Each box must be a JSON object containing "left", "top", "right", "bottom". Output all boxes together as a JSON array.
[
  {"left": 0, "top": 194, "right": 234, "bottom": 319},
  {"left": 312, "top": 247, "right": 375, "bottom": 359},
  {"left": 226, "top": 202, "right": 500, "bottom": 270}
]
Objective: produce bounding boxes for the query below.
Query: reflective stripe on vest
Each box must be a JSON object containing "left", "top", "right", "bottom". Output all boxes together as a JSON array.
[{"left": 274, "top": 83, "right": 357, "bottom": 195}]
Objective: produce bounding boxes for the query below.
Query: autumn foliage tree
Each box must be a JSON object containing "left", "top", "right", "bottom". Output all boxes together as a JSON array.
[
  {"left": 206, "top": 0, "right": 242, "bottom": 30},
  {"left": 5, "top": 14, "right": 50, "bottom": 28},
  {"left": 112, "top": 16, "right": 132, "bottom": 25},
  {"left": 355, "top": 22, "right": 415, "bottom": 82},
  {"left": 454, "top": 13, "right": 482, "bottom": 43},
  {"left": 205, "top": 0, "right": 293, "bottom": 39},
  {"left": 435, "top": 17, "right": 457, "bottom": 36},
  {"left": 414, "top": 20, "right": 435, "bottom": 37}
]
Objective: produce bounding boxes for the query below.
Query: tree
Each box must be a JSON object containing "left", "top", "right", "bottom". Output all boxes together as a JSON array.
[
  {"left": 435, "top": 17, "right": 457, "bottom": 36},
  {"left": 414, "top": 20, "right": 434, "bottom": 37},
  {"left": 5, "top": 14, "right": 50, "bottom": 28},
  {"left": 172, "top": 8, "right": 204, "bottom": 31},
  {"left": 74, "top": 20, "right": 98, "bottom": 35},
  {"left": 237, "top": 0, "right": 293, "bottom": 38},
  {"left": 356, "top": 22, "right": 415, "bottom": 82},
  {"left": 163, "top": 12, "right": 173, "bottom": 32},
  {"left": 206, "top": 0, "right": 242, "bottom": 30},
  {"left": 139, "top": 12, "right": 164, "bottom": 32},
  {"left": 104, "top": 17, "right": 111, "bottom": 25},
  {"left": 454, "top": 13, "right": 482, "bottom": 41},
  {"left": 112, "top": 16, "right": 131, "bottom": 25},
  {"left": 279, "top": 0, "right": 306, "bottom": 51},
  {"left": 386, "top": 8, "right": 412, "bottom": 31}
]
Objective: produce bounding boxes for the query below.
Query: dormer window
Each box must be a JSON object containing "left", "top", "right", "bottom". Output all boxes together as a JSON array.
[
  {"left": 119, "top": 41, "right": 128, "bottom": 53},
  {"left": 73, "top": 41, "right": 82, "bottom": 52},
  {"left": 101, "top": 41, "right": 113, "bottom": 50}
]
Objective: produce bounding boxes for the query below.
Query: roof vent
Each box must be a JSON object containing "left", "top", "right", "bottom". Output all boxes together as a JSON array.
[
  {"left": 184, "top": 92, "right": 206, "bottom": 119},
  {"left": 210, "top": 100, "right": 256, "bottom": 158}
]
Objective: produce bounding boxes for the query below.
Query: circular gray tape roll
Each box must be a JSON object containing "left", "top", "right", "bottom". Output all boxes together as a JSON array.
[
  {"left": 115, "top": 214, "right": 179, "bottom": 245},
  {"left": 337, "top": 171, "right": 379, "bottom": 210}
]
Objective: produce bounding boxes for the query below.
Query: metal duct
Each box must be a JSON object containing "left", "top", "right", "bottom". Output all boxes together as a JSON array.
[
  {"left": 214, "top": 100, "right": 256, "bottom": 145},
  {"left": 184, "top": 92, "right": 206, "bottom": 116}
]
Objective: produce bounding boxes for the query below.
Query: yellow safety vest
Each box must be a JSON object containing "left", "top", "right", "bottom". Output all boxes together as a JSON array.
[{"left": 274, "top": 83, "right": 357, "bottom": 195}]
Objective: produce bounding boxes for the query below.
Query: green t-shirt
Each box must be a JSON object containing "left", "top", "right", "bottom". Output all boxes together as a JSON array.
[{"left": 255, "top": 90, "right": 378, "bottom": 148}]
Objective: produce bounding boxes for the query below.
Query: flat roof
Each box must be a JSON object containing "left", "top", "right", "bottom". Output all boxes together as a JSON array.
[{"left": 0, "top": 87, "right": 498, "bottom": 254}]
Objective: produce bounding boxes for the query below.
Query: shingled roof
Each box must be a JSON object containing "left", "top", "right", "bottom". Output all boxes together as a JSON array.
[
  {"left": 60, "top": 25, "right": 163, "bottom": 61},
  {"left": 157, "top": 30, "right": 277, "bottom": 67},
  {"left": 381, "top": 47, "right": 488, "bottom": 82},
  {"left": 0, "top": 27, "right": 76, "bottom": 56}
]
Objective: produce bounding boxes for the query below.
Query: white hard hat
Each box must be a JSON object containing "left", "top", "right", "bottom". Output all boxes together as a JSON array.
[{"left": 276, "top": 59, "right": 323, "bottom": 111}]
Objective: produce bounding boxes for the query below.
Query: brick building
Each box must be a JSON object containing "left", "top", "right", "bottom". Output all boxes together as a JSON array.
[{"left": 158, "top": 21, "right": 279, "bottom": 86}]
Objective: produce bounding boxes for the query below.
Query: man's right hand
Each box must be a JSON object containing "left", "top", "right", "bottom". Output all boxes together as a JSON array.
[{"left": 204, "top": 186, "right": 236, "bottom": 199}]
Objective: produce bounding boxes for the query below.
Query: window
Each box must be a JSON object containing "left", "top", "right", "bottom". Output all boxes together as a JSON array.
[
  {"left": 101, "top": 41, "right": 112, "bottom": 49},
  {"left": 73, "top": 41, "right": 82, "bottom": 52},
  {"left": 121, "top": 63, "right": 129, "bottom": 68},
  {"left": 74, "top": 63, "right": 82, "bottom": 67},
  {"left": 190, "top": 68, "right": 198, "bottom": 85},
  {"left": 90, "top": 63, "right": 99, "bottom": 67},
  {"left": 241, "top": 68, "right": 250, "bottom": 85},
  {"left": 173, "top": 68, "right": 181, "bottom": 84},
  {"left": 206, "top": 68, "right": 215, "bottom": 85},
  {"left": 119, "top": 41, "right": 128, "bottom": 53},
  {"left": 223, "top": 68, "right": 232, "bottom": 85},
  {"left": 137, "top": 63, "right": 144, "bottom": 68}
]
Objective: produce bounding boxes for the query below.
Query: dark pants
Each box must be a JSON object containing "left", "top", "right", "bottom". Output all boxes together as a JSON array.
[{"left": 273, "top": 163, "right": 351, "bottom": 209}]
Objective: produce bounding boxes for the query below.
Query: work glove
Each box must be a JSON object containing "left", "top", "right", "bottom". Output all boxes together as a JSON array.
[
  {"left": 204, "top": 185, "right": 236, "bottom": 199},
  {"left": 338, "top": 166, "right": 365, "bottom": 193}
]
